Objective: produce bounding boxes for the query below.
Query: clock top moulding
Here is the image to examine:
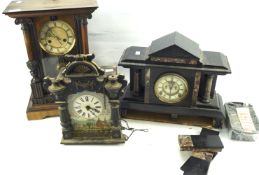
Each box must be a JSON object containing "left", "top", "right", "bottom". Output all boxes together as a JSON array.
[
  {"left": 3, "top": 0, "right": 98, "bottom": 120},
  {"left": 3, "top": 0, "right": 98, "bottom": 18}
]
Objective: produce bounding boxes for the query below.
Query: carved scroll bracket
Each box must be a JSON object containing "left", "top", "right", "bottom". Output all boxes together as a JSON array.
[{"left": 27, "top": 60, "right": 40, "bottom": 83}]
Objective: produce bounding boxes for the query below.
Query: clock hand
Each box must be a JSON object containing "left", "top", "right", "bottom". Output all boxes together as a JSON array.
[
  {"left": 89, "top": 109, "right": 97, "bottom": 117},
  {"left": 85, "top": 105, "right": 98, "bottom": 116},
  {"left": 48, "top": 30, "right": 63, "bottom": 45},
  {"left": 167, "top": 81, "right": 173, "bottom": 94},
  {"left": 51, "top": 29, "right": 63, "bottom": 41},
  {"left": 169, "top": 87, "right": 172, "bottom": 95}
]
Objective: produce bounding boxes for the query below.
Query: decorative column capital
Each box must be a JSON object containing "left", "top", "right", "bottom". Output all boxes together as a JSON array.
[{"left": 15, "top": 18, "right": 33, "bottom": 25}]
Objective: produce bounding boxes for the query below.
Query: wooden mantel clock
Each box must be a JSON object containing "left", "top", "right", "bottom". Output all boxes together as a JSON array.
[
  {"left": 119, "top": 32, "right": 231, "bottom": 127},
  {"left": 47, "top": 54, "right": 127, "bottom": 144},
  {"left": 3, "top": 0, "right": 98, "bottom": 120}
]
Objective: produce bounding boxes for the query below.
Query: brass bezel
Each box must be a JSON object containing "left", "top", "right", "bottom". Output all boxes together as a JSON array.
[
  {"left": 154, "top": 73, "right": 189, "bottom": 104},
  {"left": 39, "top": 20, "right": 76, "bottom": 56}
]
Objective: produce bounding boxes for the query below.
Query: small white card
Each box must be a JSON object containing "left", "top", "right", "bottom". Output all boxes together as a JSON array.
[
  {"left": 135, "top": 51, "right": 141, "bottom": 55},
  {"left": 236, "top": 107, "right": 256, "bottom": 133},
  {"left": 104, "top": 68, "right": 114, "bottom": 73}
]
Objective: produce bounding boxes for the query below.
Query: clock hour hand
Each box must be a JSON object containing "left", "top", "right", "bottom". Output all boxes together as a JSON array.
[
  {"left": 51, "top": 29, "right": 63, "bottom": 41},
  {"left": 47, "top": 30, "right": 63, "bottom": 45},
  {"left": 85, "top": 105, "right": 98, "bottom": 116},
  {"left": 89, "top": 109, "right": 97, "bottom": 117},
  {"left": 166, "top": 80, "right": 174, "bottom": 94}
]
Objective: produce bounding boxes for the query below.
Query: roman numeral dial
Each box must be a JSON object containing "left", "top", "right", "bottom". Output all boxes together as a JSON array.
[
  {"left": 72, "top": 94, "right": 103, "bottom": 119},
  {"left": 39, "top": 20, "right": 76, "bottom": 55},
  {"left": 154, "top": 73, "right": 189, "bottom": 104}
]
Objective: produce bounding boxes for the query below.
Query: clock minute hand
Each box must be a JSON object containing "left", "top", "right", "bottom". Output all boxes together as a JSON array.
[
  {"left": 89, "top": 109, "right": 97, "bottom": 117},
  {"left": 48, "top": 30, "right": 63, "bottom": 45},
  {"left": 51, "top": 30, "right": 62, "bottom": 40},
  {"left": 167, "top": 81, "right": 174, "bottom": 94}
]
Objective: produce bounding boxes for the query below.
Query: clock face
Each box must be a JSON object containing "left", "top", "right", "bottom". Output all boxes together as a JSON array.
[
  {"left": 68, "top": 91, "right": 112, "bottom": 124},
  {"left": 39, "top": 20, "right": 76, "bottom": 55},
  {"left": 72, "top": 94, "right": 103, "bottom": 119},
  {"left": 154, "top": 73, "right": 189, "bottom": 103}
]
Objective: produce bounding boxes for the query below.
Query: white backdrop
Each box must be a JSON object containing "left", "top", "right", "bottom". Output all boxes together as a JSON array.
[{"left": 0, "top": 0, "right": 259, "bottom": 175}]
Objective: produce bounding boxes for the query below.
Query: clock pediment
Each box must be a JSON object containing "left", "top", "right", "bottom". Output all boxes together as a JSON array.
[
  {"left": 60, "top": 54, "right": 104, "bottom": 78},
  {"left": 65, "top": 61, "right": 100, "bottom": 77},
  {"left": 149, "top": 45, "right": 199, "bottom": 59},
  {"left": 148, "top": 32, "right": 203, "bottom": 64}
]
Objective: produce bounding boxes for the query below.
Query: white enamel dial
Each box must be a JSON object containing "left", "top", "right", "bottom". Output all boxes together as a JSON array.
[
  {"left": 72, "top": 94, "right": 103, "bottom": 119},
  {"left": 154, "top": 73, "right": 189, "bottom": 103}
]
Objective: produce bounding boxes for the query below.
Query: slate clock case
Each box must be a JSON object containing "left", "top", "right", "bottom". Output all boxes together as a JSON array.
[
  {"left": 3, "top": 0, "right": 98, "bottom": 120},
  {"left": 119, "top": 32, "right": 231, "bottom": 127},
  {"left": 47, "top": 54, "right": 127, "bottom": 144}
]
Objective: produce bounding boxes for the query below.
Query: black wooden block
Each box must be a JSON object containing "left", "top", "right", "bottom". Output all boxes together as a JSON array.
[{"left": 181, "top": 156, "right": 210, "bottom": 175}]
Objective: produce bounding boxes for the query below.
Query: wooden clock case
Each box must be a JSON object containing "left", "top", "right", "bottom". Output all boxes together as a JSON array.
[
  {"left": 47, "top": 54, "right": 127, "bottom": 144},
  {"left": 119, "top": 32, "right": 231, "bottom": 127},
  {"left": 3, "top": 0, "right": 98, "bottom": 120}
]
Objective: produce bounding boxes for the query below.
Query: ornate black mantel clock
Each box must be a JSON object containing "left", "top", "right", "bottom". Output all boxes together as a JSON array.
[
  {"left": 47, "top": 54, "right": 127, "bottom": 144},
  {"left": 3, "top": 0, "right": 98, "bottom": 120},
  {"left": 119, "top": 32, "right": 231, "bottom": 127}
]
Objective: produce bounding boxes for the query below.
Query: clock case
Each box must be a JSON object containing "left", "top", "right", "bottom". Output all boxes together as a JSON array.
[
  {"left": 3, "top": 0, "right": 98, "bottom": 120},
  {"left": 47, "top": 54, "right": 127, "bottom": 144},
  {"left": 119, "top": 32, "right": 231, "bottom": 127}
]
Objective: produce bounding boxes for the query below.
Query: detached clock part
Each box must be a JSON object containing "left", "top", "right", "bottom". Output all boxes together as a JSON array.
[
  {"left": 179, "top": 128, "right": 224, "bottom": 175},
  {"left": 47, "top": 54, "right": 127, "bottom": 144},
  {"left": 119, "top": 32, "right": 231, "bottom": 127},
  {"left": 225, "top": 102, "right": 259, "bottom": 141},
  {"left": 3, "top": 0, "right": 98, "bottom": 120}
]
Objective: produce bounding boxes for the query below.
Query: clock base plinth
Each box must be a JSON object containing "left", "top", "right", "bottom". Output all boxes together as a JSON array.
[
  {"left": 26, "top": 99, "right": 59, "bottom": 120},
  {"left": 61, "top": 135, "right": 127, "bottom": 145},
  {"left": 123, "top": 110, "right": 214, "bottom": 128},
  {"left": 120, "top": 90, "right": 225, "bottom": 128}
]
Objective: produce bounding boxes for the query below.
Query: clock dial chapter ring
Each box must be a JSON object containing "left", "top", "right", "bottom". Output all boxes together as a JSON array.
[
  {"left": 154, "top": 73, "right": 189, "bottom": 104},
  {"left": 39, "top": 20, "right": 76, "bottom": 55}
]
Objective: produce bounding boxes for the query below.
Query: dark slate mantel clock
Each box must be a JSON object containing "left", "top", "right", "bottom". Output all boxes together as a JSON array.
[
  {"left": 3, "top": 0, "right": 98, "bottom": 120},
  {"left": 47, "top": 54, "right": 127, "bottom": 144},
  {"left": 119, "top": 32, "right": 231, "bottom": 127}
]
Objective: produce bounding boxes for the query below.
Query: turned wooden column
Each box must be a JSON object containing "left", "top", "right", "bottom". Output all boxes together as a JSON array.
[
  {"left": 202, "top": 74, "right": 214, "bottom": 103},
  {"left": 18, "top": 19, "right": 34, "bottom": 61},
  {"left": 76, "top": 15, "right": 91, "bottom": 54},
  {"left": 80, "top": 17, "right": 89, "bottom": 54},
  {"left": 15, "top": 18, "right": 45, "bottom": 104}
]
